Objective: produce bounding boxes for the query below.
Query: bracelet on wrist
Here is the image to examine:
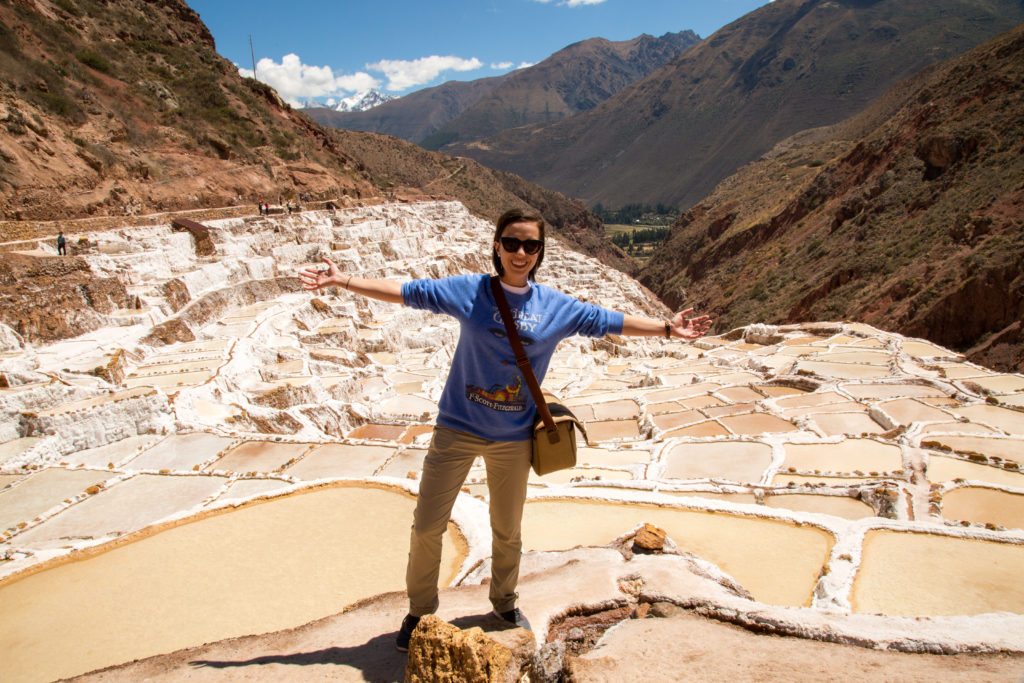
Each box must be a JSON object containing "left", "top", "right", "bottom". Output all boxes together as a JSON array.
[{"left": 664, "top": 321, "right": 672, "bottom": 339}]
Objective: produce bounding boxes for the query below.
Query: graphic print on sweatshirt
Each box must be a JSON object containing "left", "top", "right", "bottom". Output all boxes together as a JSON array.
[{"left": 465, "top": 307, "right": 543, "bottom": 413}]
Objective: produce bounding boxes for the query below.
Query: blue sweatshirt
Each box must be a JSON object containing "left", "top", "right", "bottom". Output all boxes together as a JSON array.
[{"left": 402, "top": 274, "right": 624, "bottom": 441}]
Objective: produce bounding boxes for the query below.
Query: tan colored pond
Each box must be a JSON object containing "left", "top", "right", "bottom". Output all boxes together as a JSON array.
[
  {"left": 348, "top": 423, "right": 407, "bottom": 441},
  {"left": 954, "top": 405, "right": 1024, "bottom": 435},
  {"left": 795, "top": 361, "right": 891, "bottom": 380},
  {"left": 678, "top": 394, "right": 727, "bottom": 409},
  {"left": 852, "top": 530, "right": 1024, "bottom": 616},
  {"left": 926, "top": 455, "right": 1024, "bottom": 488},
  {"left": 704, "top": 402, "right": 758, "bottom": 418},
  {"left": 810, "top": 412, "right": 885, "bottom": 437},
  {"left": 965, "top": 374, "right": 1024, "bottom": 395},
  {"left": 841, "top": 383, "right": 946, "bottom": 400},
  {"left": 591, "top": 400, "right": 640, "bottom": 420},
  {"left": 782, "top": 439, "right": 903, "bottom": 474},
  {"left": 876, "top": 399, "right": 951, "bottom": 426},
  {"left": 776, "top": 391, "right": 847, "bottom": 409},
  {"left": 586, "top": 419, "right": 641, "bottom": 442},
  {"left": 1000, "top": 394, "right": 1024, "bottom": 408},
  {"left": 0, "top": 484, "right": 465, "bottom": 683},
  {"left": 661, "top": 441, "right": 772, "bottom": 483},
  {"left": 718, "top": 386, "right": 763, "bottom": 403},
  {"left": 781, "top": 401, "right": 868, "bottom": 419},
  {"left": 576, "top": 447, "right": 651, "bottom": 468},
  {"left": 902, "top": 341, "right": 957, "bottom": 359},
  {"left": 755, "top": 385, "right": 808, "bottom": 398},
  {"left": 0, "top": 468, "right": 110, "bottom": 531},
  {"left": 941, "top": 487, "right": 1024, "bottom": 530},
  {"left": 284, "top": 443, "right": 397, "bottom": 479},
  {"left": 127, "top": 433, "right": 234, "bottom": 471},
  {"left": 720, "top": 413, "right": 799, "bottom": 436},
  {"left": 124, "top": 370, "right": 213, "bottom": 389},
  {"left": 521, "top": 499, "right": 832, "bottom": 607},
  {"left": 939, "top": 364, "right": 991, "bottom": 380},
  {"left": 918, "top": 422, "right": 997, "bottom": 436},
  {"left": 643, "top": 383, "right": 723, "bottom": 402},
  {"left": 763, "top": 494, "right": 875, "bottom": 520},
  {"left": 818, "top": 350, "right": 891, "bottom": 366},
  {"left": 663, "top": 419, "right": 730, "bottom": 438},
  {"left": 922, "top": 435, "right": 1024, "bottom": 461},
  {"left": 208, "top": 441, "right": 310, "bottom": 473},
  {"left": 132, "top": 359, "right": 222, "bottom": 376},
  {"left": 652, "top": 409, "right": 705, "bottom": 431}
]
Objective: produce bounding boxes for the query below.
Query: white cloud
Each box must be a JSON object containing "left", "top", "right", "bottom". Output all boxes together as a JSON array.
[
  {"left": 239, "top": 52, "right": 487, "bottom": 104},
  {"left": 491, "top": 61, "right": 514, "bottom": 70},
  {"left": 366, "top": 55, "right": 483, "bottom": 91},
  {"left": 516, "top": 61, "right": 535, "bottom": 70},
  {"left": 238, "top": 53, "right": 379, "bottom": 107}
]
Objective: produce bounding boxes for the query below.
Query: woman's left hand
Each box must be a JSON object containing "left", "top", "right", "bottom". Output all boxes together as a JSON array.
[{"left": 670, "top": 308, "right": 713, "bottom": 340}]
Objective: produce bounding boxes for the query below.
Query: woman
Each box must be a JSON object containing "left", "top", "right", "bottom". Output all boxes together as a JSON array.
[{"left": 298, "top": 208, "right": 712, "bottom": 651}]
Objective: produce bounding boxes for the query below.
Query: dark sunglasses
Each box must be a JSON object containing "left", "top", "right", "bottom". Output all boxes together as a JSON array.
[{"left": 499, "top": 236, "right": 543, "bottom": 255}]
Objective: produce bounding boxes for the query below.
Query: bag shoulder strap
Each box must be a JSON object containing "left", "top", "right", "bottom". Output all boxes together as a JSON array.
[{"left": 489, "top": 276, "right": 557, "bottom": 436}]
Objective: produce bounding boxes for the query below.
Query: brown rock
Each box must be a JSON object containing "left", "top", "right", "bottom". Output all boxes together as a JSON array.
[
  {"left": 632, "top": 522, "right": 667, "bottom": 553},
  {"left": 405, "top": 614, "right": 535, "bottom": 683}
]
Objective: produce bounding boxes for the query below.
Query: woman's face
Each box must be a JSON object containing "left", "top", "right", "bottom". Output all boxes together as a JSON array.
[{"left": 494, "top": 220, "right": 542, "bottom": 285}]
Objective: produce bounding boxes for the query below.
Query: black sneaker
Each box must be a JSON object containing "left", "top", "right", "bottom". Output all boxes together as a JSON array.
[
  {"left": 395, "top": 614, "right": 421, "bottom": 652},
  {"left": 492, "top": 608, "right": 532, "bottom": 632}
]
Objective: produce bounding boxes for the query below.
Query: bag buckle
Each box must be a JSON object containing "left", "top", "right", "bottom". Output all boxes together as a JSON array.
[{"left": 546, "top": 427, "right": 560, "bottom": 444}]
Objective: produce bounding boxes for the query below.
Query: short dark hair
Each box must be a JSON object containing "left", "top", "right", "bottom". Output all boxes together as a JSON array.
[{"left": 492, "top": 208, "right": 546, "bottom": 281}]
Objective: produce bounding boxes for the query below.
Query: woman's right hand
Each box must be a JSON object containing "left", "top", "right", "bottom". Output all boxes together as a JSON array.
[{"left": 298, "top": 257, "right": 342, "bottom": 291}]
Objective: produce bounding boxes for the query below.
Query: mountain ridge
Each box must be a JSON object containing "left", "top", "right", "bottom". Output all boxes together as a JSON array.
[
  {"left": 443, "top": 0, "right": 1024, "bottom": 210},
  {"left": 305, "top": 31, "right": 698, "bottom": 148}
]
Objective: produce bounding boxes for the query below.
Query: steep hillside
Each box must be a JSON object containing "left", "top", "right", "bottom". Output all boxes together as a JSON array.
[
  {"left": 639, "top": 24, "right": 1024, "bottom": 371},
  {"left": 446, "top": 0, "right": 1024, "bottom": 210},
  {"left": 0, "top": 0, "right": 374, "bottom": 220},
  {"left": 307, "top": 32, "right": 698, "bottom": 149},
  {"left": 0, "top": 0, "right": 620, "bottom": 269}
]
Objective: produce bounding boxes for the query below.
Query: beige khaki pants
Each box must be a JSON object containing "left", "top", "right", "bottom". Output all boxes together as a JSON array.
[{"left": 406, "top": 426, "right": 532, "bottom": 617}]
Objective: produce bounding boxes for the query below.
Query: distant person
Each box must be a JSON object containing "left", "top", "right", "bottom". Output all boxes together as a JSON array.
[
  {"left": 56, "top": 231, "right": 67, "bottom": 255},
  {"left": 299, "top": 208, "right": 712, "bottom": 652}
]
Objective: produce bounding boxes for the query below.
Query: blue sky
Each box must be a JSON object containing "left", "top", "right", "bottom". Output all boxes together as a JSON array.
[{"left": 187, "top": 0, "right": 772, "bottom": 106}]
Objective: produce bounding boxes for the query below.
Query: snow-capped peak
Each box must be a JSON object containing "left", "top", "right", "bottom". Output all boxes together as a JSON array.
[{"left": 333, "top": 90, "right": 396, "bottom": 112}]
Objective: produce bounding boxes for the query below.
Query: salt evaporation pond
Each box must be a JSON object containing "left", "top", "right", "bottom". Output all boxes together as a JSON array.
[
  {"left": 0, "top": 485, "right": 466, "bottom": 683},
  {"left": 521, "top": 499, "right": 833, "bottom": 607},
  {"left": 3, "top": 201, "right": 1024, "bottom": 678},
  {"left": 852, "top": 530, "right": 1024, "bottom": 616}
]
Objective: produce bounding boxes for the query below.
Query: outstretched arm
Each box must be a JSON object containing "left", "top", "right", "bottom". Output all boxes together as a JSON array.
[
  {"left": 298, "top": 257, "right": 404, "bottom": 304},
  {"left": 621, "top": 308, "right": 713, "bottom": 341}
]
